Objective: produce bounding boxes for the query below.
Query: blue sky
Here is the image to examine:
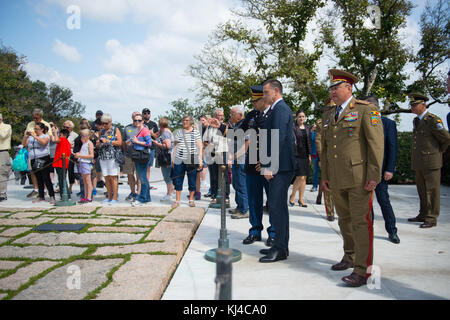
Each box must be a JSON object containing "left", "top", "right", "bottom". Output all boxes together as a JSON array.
[{"left": 0, "top": 0, "right": 448, "bottom": 130}]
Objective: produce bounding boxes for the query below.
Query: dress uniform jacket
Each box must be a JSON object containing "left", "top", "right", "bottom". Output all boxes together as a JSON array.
[
  {"left": 321, "top": 97, "right": 384, "bottom": 278},
  {"left": 411, "top": 112, "right": 450, "bottom": 171},
  {"left": 321, "top": 98, "right": 384, "bottom": 189}
]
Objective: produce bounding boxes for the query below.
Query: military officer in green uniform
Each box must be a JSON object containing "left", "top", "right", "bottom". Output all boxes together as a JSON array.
[
  {"left": 321, "top": 69, "right": 384, "bottom": 287},
  {"left": 407, "top": 93, "right": 450, "bottom": 228},
  {"left": 315, "top": 98, "right": 335, "bottom": 221}
]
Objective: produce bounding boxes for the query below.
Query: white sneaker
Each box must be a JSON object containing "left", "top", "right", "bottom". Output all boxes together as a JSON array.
[{"left": 131, "top": 200, "right": 147, "bottom": 207}]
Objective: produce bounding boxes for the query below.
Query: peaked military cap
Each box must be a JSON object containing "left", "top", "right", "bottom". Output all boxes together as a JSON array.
[
  {"left": 328, "top": 69, "right": 359, "bottom": 89},
  {"left": 250, "top": 85, "right": 264, "bottom": 101},
  {"left": 408, "top": 93, "right": 429, "bottom": 105}
]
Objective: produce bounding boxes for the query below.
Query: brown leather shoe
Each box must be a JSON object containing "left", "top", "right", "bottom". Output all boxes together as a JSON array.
[
  {"left": 331, "top": 259, "right": 354, "bottom": 271},
  {"left": 408, "top": 215, "right": 425, "bottom": 223},
  {"left": 420, "top": 221, "right": 436, "bottom": 228},
  {"left": 342, "top": 273, "right": 367, "bottom": 287}
]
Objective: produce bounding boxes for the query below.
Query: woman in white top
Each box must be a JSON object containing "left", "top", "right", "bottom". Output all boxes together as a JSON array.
[
  {"left": 171, "top": 115, "right": 203, "bottom": 208},
  {"left": 74, "top": 129, "right": 94, "bottom": 203},
  {"left": 22, "top": 122, "right": 56, "bottom": 204}
]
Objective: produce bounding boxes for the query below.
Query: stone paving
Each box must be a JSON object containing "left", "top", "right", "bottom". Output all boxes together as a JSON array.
[{"left": 0, "top": 204, "right": 205, "bottom": 300}]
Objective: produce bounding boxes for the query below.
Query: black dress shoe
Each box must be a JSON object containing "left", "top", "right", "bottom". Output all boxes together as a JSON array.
[
  {"left": 420, "top": 221, "right": 436, "bottom": 228},
  {"left": 265, "top": 237, "right": 275, "bottom": 247},
  {"left": 331, "top": 259, "right": 354, "bottom": 271},
  {"left": 259, "top": 248, "right": 288, "bottom": 263},
  {"left": 388, "top": 233, "right": 400, "bottom": 244},
  {"left": 408, "top": 215, "right": 425, "bottom": 223},
  {"left": 342, "top": 273, "right": 367, "bottom": 287},
  {"left": 242, "top": 235, "right": 261, "bottom": 245},
  {"left": 260, "top": 248, "right": 289, "bottom": 256},
  {"left": 327, "top": 215, "right": 335, "bottom": 222}
]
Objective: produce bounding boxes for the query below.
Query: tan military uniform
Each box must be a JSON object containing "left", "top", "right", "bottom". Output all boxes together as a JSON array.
[
  {"left": 321, "top": 97, "right": 384, "bottom": 278},
  {"left": 412, "top": 112, "right": 450, "bottom": 225},
  {"left": 315, "top": 118, "right": 335, "bottom": 217}
]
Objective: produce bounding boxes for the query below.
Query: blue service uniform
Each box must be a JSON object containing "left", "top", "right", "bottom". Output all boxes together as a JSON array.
[{"left": 241, "top": 109, "right": 273, "bottom": 238}]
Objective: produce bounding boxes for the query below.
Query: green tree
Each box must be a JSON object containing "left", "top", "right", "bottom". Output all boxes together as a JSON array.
[
  {"left": 161, "top": 99, "right": 208, "bottom": 130},
  {"left": 189, "top": 0, "right": 326, "bottom": 119},
  {"left": 405, "top": 0, "right": 449, "bottom": 111}
]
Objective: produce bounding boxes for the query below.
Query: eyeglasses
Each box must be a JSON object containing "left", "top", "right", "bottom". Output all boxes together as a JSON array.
[
  {"left": 63, "top": 126, "right": 69, "bottom": 129},
  {"left": 142, "top": 112, "right": 150, "bottom": 115},
  {"left": 102, "top": 122, "right": 109, "bottom": 125},
  {"left": 133, "top": 119, "right": 143, "bottom": 122}
]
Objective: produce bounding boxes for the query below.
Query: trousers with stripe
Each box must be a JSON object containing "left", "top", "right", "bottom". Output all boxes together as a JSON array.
[{"left": 332, "top": 187, "right": 374, "bottom": 278}]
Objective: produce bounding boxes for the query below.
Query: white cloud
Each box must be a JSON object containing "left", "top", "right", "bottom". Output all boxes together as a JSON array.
[{"left": 52, "top": 39, "right": 82, "bottom": 63}]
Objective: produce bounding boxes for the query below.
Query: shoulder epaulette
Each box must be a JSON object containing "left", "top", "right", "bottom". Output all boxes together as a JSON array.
[{"left": 355, "top": 99, "right": 371, "bottom": 105}]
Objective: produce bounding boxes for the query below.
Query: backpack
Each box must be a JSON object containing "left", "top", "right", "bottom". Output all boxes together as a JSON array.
[{"left": 12, "top": 148, "right": 29, "bottom": 172}]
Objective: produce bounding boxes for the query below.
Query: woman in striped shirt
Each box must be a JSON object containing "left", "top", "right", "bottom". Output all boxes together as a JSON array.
[{"left": 172, "top": 115, "right": 203, "bottom": 208}]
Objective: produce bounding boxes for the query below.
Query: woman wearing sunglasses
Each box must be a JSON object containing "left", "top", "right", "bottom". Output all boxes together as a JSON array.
[{"left": 127, "top": 114, "right": 153, "bottom": 206}]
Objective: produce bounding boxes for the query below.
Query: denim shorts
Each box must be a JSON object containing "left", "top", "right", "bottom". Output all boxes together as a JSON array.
[
  {"left": 172, "top": 163, "right": 197, "bottom": 191},
  {"left": 161, "top": 166, "right": 172, "bottom": 185}
]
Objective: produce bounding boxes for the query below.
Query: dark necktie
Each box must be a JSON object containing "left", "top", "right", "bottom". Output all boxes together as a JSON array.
[
  {"left": 414, "top": 117, "right": 420, "bottom": 129},
  {"left": 335, "top": 105, "right": 342, "bottom": 122}
]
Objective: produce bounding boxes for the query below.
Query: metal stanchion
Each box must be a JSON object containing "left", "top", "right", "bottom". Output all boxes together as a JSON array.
[
  {"left": 209, "top": 154, "right": 230, "bottom": 209},
  {"left": 54, "top": 153, "right": 76, "bottom": 206},
  {"left": 214, "top": 248, "right": 232, "bottom": 300},
  {"left": 205, "top": 164, "right": 241, "bottom": 263}
]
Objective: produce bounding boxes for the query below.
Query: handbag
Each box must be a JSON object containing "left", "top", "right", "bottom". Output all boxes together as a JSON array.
[
  {"left": 32, "top": 158, "right": 46, "bottom": 171},
  {"left": 129, "top": 128, "right": 150, "bottom": 164},
  {"left": 109, "top": 126, "right": 125, "bottom": 165},
  {"left": 130, "top": 145, "right": 150, "bottom": 163},
  {"left": 156, "top": 146, "right": 172, "bottom": 167},
  {"left": 181, "top": 130, "right": 198, "bottom": 171}
]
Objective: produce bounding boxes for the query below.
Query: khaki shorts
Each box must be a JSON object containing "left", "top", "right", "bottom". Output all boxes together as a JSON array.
[{"left": 122, "top": 157, "right": 136, "bottom": 175}]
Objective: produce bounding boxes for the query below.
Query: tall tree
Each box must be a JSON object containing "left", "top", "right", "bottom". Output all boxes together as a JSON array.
[
  {"left": 318, "top": 0, "right": 414, "bottom": 113},
  {"left": 406, "top": 0, "right": 449, "bottom": 111},
  {"left": 189, "top": 0, "right": 327, "bottom": 120}
]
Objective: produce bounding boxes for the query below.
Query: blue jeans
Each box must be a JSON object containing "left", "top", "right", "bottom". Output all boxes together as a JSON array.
[
  {"left": 374, "top": 178, "right": 397, "bottom": 235},
  {"left": 232, "top": 164, "right": 248, "bottom": 213},
  {"left": 311, "top": 157, "right": 319, "bottom": 188},
  {"left": 134, "top": 161, "right": 151, "bottom": 203},
  {"left": 173, "top": 163, "right": 197, "bottom": 192},
  {"left": 246, "top": 174, "right": 274, "bottom": 238}
]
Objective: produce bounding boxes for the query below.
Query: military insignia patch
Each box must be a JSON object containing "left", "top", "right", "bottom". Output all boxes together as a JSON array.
[
  {"left": 437, "top": 119, "right": 444, "bottom": 130},
  {"left": 344, "top": 112, "right": 358, "bottom": 122},
  {"left": 370, "top": 111, "right": 380, "bottom": 126}
]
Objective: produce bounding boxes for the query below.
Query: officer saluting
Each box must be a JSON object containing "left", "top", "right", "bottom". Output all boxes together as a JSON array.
[
  {"left": 321, "top": 69, "right": 384, "bottom": 287},
  {"left": 239, "top": 85, "right": 274, "bottom": 247},
  {"left": 407, "top": 93, "right": 450, "bottom": 228}
]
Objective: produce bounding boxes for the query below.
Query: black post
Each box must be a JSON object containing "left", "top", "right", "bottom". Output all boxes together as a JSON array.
[{"left": 215, "top": 248, "right": 232, "bottom": 300}]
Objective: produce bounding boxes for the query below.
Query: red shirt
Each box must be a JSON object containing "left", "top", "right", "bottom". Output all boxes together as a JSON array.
[{"left": 53, "top": 137, "right": 72, "bottom": 168}]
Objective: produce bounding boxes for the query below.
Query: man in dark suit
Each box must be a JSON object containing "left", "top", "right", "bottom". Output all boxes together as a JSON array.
[
  {"left": 258, "top": 79, "right": 296, "bottom": 263},
  {"left": 362, "top": 96, "right": 400, "bottom": 244}
]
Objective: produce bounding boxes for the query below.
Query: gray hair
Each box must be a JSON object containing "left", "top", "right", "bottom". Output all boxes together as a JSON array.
[
  {"left": 63, "top": 120, "right": 75, "bottom": 128},
  {"left": 101, "top": 113, "right": 113, "bottom": 123},
  {"left": 232, "top": 105, "right": 245, "bottom": 116},
  {"left": 212, "top": 108, "right": 224, "bottom": 117},
  {"left": 32, "top": 109, "right": 43, "bottom": 117}
]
